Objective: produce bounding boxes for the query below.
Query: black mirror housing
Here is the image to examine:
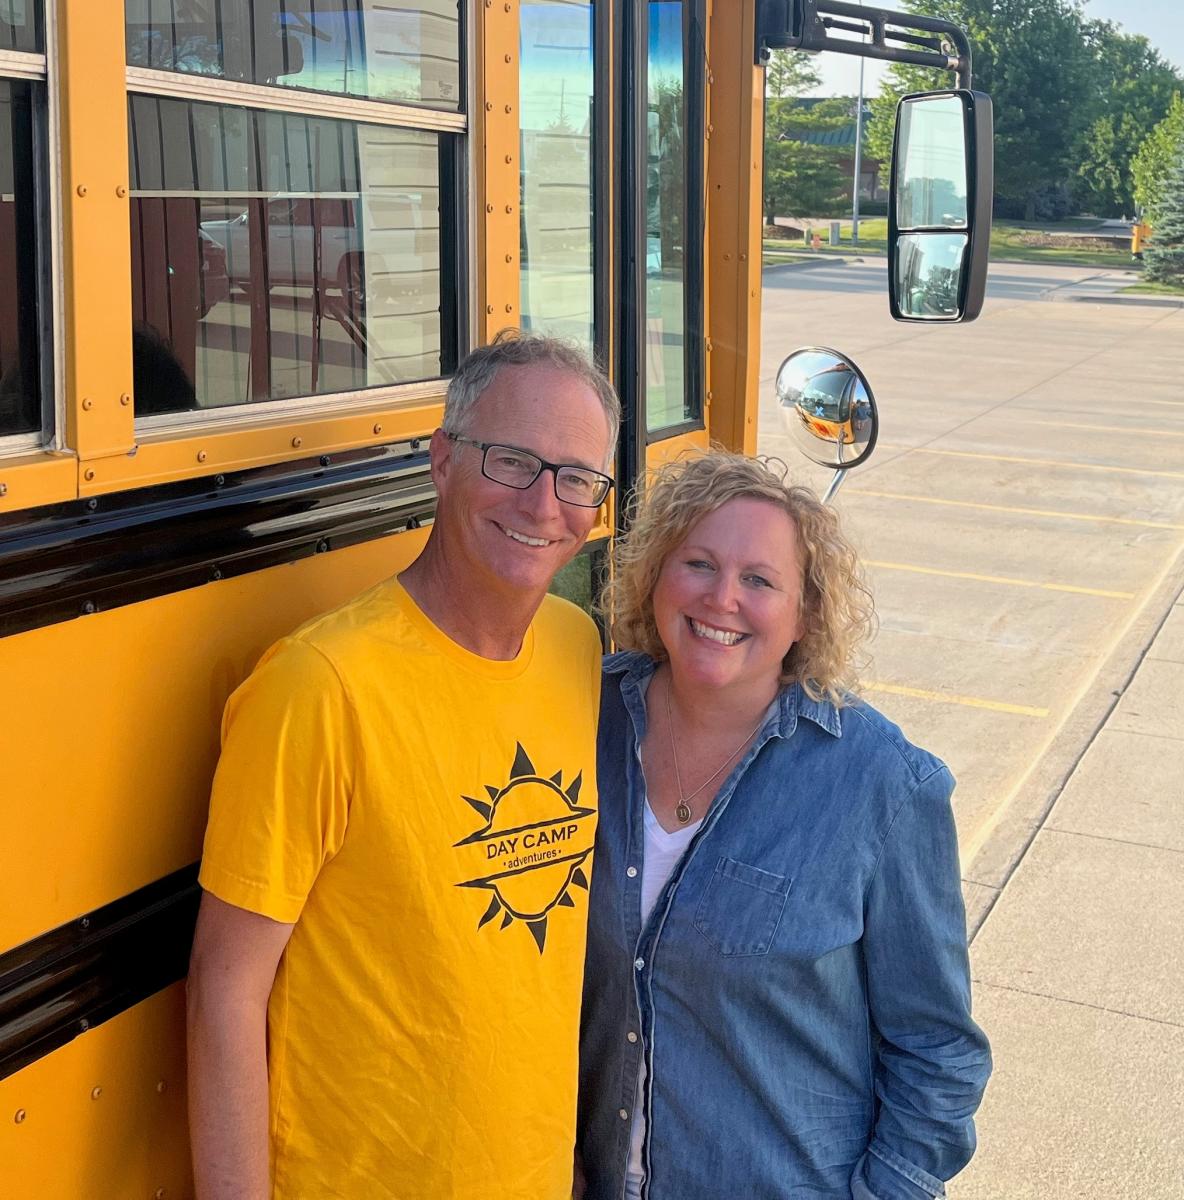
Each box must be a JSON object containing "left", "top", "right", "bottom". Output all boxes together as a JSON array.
[{"left": 889, "top": 89, "right": 993, "bottom": 323}]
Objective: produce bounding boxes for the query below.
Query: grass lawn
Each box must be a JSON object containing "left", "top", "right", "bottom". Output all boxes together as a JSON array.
[
  {"left": 763, "top": 219, "right": 1138, "bottom": 270},
  {"left": 1121, "top": 279, "right": 1184, "bottom": 296}
]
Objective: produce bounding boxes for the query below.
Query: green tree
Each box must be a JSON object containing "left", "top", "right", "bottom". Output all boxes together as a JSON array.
[
  {"left": 1133, "top": 93, "right": 1184, "bottom": 226},
  {"left": 867, "top": 0, "right": 1097, "bottom": 220},
  {"left": 765, "top": 49, "right": 822, "bottom": 99},
  {"left": 764, "top": 97, "right": 851, "bottom": 222},
  {"left": 763, "top": 51, "right": 850, "bottom": 223},
  {"left": 1072, "top": 23, "right": 1183, "bottom": 216},
  {"left": 1143, "top": 137, "right": 1184, "bottom": 283}
]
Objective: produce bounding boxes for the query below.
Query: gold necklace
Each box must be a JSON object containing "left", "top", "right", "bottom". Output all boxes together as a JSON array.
[{"left": 663, "top": 671, "right": 767, "bottom": 825}]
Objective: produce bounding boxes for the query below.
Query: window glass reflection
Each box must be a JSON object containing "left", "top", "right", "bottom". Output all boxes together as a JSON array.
[
  {"left": 645, "top": 0, "right": 688, "bottom": 431},
  {"left": 0, "top": 0, "right": 42, "bottom": 53},
  {"left": 519, "top": 0, "right": 594, "bottom": 348},
  {"left": 125, "top": 1, "right": 461, "bottom": 112},
  {"left": 896, "top": 96, "right": 967, "bottom": 229},
  {"left": 129, "top": 96, "right": 450, "bottom": 417},
  {"left": 0, "top": 80, "right": 41, "bottom": 439}
]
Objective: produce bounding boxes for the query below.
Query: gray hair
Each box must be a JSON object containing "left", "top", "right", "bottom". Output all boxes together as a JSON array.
[{"left": 441, "top": 329, "right": 621, "bottom": 454}]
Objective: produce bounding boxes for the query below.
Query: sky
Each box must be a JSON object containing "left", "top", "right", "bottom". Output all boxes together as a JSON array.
[{"left": 811, "top": 0, "right": 1184, "bottom": 98}]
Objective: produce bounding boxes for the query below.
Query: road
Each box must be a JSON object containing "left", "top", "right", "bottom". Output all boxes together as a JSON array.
[{"left": 756, "top": 258, "right": 1184, "bottom": 917}]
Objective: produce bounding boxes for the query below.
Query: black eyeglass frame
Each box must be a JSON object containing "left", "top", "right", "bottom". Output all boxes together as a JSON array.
[{"left": 444, "top": 433, "right": 615, "bottom": 508}]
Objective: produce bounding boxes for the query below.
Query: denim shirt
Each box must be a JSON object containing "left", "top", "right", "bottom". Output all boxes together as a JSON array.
[{"left": 578, "top": 652, "right": 991, "bottom": 1200}]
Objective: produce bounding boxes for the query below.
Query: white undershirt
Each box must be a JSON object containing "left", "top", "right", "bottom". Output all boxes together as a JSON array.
[{"left": 625, "top": 798, "right": 703, "bottom": 1199}]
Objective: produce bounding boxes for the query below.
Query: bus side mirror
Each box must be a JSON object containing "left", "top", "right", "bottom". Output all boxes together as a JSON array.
[{"left": 889, "top": 89, "right": 993, "bottom": 323}]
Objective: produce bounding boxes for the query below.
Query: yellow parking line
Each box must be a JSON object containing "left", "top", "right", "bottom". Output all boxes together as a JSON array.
[
  {"left": 865, "top": 559, "right": 1134, "bottom": 599},
  {"left": 866, "top": 681, "right": 1049, "bottom": 718},
  {"left": 878, "top": 444, "right": 1184, "bottom": 480},
  {"left": 849, "top": 489, "right": 1184, "bottom": 530},
  {"left": 1024, "top": 420, "right": 1184, "bottom": 439}
]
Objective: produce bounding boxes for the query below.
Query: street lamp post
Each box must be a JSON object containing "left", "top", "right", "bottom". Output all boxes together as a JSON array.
[{"left": 851, "top": 28, "right": 865, "bottom": 245}]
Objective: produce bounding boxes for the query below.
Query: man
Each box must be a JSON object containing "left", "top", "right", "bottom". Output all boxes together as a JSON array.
[{"left": 187, "top": 333, "right": 620, "bottom": 1199}]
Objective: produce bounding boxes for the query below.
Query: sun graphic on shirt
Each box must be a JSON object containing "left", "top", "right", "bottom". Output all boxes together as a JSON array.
[{"left": 454, "top": 743, "right": 596, "bottom": 953}]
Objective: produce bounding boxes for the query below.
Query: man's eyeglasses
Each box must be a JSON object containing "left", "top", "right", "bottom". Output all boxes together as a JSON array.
[{"left": 445, "top": 434, "right": 614, "bottom": 508}]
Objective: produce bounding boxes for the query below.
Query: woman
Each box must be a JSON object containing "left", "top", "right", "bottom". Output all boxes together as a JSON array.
[{"left": 578, "top": 452, "right": 990, "bottom": 1200}]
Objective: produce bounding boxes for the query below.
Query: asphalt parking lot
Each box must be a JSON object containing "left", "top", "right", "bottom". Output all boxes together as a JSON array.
[{"left": 756, "top": 258, "right": 1184, "bottom": 909}]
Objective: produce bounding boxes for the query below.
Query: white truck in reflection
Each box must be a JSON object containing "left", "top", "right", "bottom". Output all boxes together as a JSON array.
[{"left": 200, "top": 194, "right": 433, "bottom": 310}]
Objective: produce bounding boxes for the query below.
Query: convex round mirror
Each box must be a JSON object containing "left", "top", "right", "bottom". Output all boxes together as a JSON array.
[{"left": 775, "top": 347, "right": 878, "bottom": 471}]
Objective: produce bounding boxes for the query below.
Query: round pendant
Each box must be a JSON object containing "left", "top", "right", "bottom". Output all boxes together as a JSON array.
[{"left": 675, "top": 801, "right": 693, "bottom": 825}]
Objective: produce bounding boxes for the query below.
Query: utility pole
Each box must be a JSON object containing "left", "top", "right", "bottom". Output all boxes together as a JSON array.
[{"left": 851, "top": 44, "right": 865, "bottom": 245}]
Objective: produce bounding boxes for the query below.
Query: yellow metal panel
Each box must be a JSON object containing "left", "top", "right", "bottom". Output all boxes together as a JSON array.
[
  {"left": 646, "top": 428, "right": 709, "bottom": 473},
  {"left": 0, "top": 452, "right": 77, "bottom": 513},
  {"left": 0, "top": 527, "right": 427, "bottom": 952},
  {"left": 476, "top": 0, "right": 521, "bottom": 340},
  {"left": 0, "top": 985, "right": 192, "bottom": 1200},
  {"left": 704, "top": 0, "right": 763, "bottom": 454},
  {"left": 82, "top": 400, "right": 445, "bottom": 494},
  {"left": 57, "top": 1, "right": 135, "bottom": 463}
]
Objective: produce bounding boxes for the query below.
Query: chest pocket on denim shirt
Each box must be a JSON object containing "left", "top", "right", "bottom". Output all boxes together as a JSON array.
[{"left": 694, "top": 856, "right": 792, "bottom": 957}]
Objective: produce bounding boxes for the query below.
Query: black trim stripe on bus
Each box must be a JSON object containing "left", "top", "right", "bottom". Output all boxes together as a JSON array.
[
  {"left": 0, "top": 440, "right": 436, "bottom": 639},
  {"left": 0, "top": 865, "right": 201, "bottom": 1082}
]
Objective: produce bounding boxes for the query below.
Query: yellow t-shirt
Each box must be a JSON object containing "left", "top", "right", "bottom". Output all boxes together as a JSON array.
[{"left": 200, "top": 578, "right": 602, "bottom": 1199}]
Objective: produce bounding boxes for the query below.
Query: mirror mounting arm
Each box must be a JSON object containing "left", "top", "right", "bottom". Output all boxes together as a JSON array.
[{"left": 756, "top": 0, "right": 973, "bottom": 89}]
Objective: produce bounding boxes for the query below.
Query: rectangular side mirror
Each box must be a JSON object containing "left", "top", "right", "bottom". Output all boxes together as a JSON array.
[{"left": 888, "top": 89, "right": 993, "bottom": 323}]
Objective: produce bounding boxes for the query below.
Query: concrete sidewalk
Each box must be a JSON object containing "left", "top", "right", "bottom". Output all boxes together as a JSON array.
[{"left": 953, "top": 589, "right": 1184, "bottom": 1198}]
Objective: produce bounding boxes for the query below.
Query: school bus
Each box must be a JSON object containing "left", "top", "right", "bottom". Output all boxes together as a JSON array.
[{"left": 0, "top": 2, "right": 989, "bottom": 1194}]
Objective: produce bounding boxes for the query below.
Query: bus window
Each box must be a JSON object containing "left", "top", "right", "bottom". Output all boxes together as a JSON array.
[
  {"left": 645, "top": 0, "right": 695, "bottom": 433},
  {"left": 128, "top": 96, "right": 453, "bottom": 416},
  {"left": 519, "top": 0, "right": 596, "bottom": 350},
  {"left": 0, "top": 42, "right": 44, "bottom": 443},
  {"left": 124, "top": 0, "right": 461, "bottom": 111},
  {"left": 0, "top": 0, "right": 41, "bottom": 53}
]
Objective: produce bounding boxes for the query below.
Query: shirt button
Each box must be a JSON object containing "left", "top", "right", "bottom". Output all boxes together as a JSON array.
[
  {"left": 626, "top": 866, "right": 638, "bottom": 878},
  {"left": 627, "top": 1031, "right": 638, "bottom": 1044},
  {"left": 634, "top": 957, "right": 645, "bottom": 971},
  {"left": 619, "top": 1109, "right": 630, "bottom": 1121}
]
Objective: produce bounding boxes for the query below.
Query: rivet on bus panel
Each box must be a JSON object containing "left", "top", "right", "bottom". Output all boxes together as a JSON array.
[
  {"left": 505, "top": 304, "right": 513, "bottom": 313},
  {"left": 155, "top": 1190, "right": 166, "bottom": 1199},
  {"left": 197, "top": 451, "right": 207, "bottom": 463},
  {"left": 291, "top": 436, "right": 303, "bottom": 448},
  {"left": 116, "top": 185, "right": 127, "bottom": 198},
  {"left": 156, "top": 1080, "right": 167, "bottom": 1094},
  {"left": 505, "top": 205, "right": 513, "bottom": 214},
  {"left": 76, "top": 184, "right": 87, "bottom": 197},
  {"left": 82, "top": 397, "right": 93, "bottom": 410},
  {"left": 84, "top": 468, "right": 95, "bottom": 481},
  {"left": 485, "top": 102, "right": 493, "bottom": 112},
  {"left": 373, "top": 424, "right": 383, "bottom": 435},
  {"left": 120, "top": 393, "right": 131, "bottom": 406},
  {"left": 505, "top": 254, "right": 513, "bottom": 263},
  {"left": 486, "top": 204, "right": 494, "bottom": 213},
  {"left": 505, "top": 155, "right": 513, "bottom": 165},
  {"left": 0, "top": 483, "right": 7, "bottom": 497},
  {"left": 504, "top": 54, "right": 512, "bottom": 64},
  {"left": 90, "top": 1087, "right": 102, "bottom": 1100},
  {"left": 505, "top": 105, "right": 512, "bottom": 114},
  {"left": 14, "top": 1109, "right": 26, "bottom": 1124},
  {"left": 486, "top": 305, "right": 494, "bottom": 314}
]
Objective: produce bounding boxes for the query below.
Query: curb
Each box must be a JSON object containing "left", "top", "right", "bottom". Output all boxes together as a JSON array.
[
  {"left": 762, "top": 255, "right": 850, "bottom": 272},
  {"left": 1046, "top": 292, "right": 1184, "bottom": 309}
]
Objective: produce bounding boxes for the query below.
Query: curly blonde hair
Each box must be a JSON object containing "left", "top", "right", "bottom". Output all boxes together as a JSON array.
[{"left": 602, "top": 451, "right": 875, "bottom": 705}]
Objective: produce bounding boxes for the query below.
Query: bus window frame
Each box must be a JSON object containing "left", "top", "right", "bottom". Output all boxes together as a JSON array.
[
  {"left": 3, "top": 3, "right": 478, "bottom": 512},
  {"left": 0, "top": 12, "right": 63, "bottom": 473}
]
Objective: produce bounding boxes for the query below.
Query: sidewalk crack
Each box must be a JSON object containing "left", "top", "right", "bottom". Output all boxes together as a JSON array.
[
  {"left": 1042, "top": 827, "right": 1184, "bottom": 856},
  {"left": 972, "top": 980, "right": 1184, "bottom": 1029}
]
